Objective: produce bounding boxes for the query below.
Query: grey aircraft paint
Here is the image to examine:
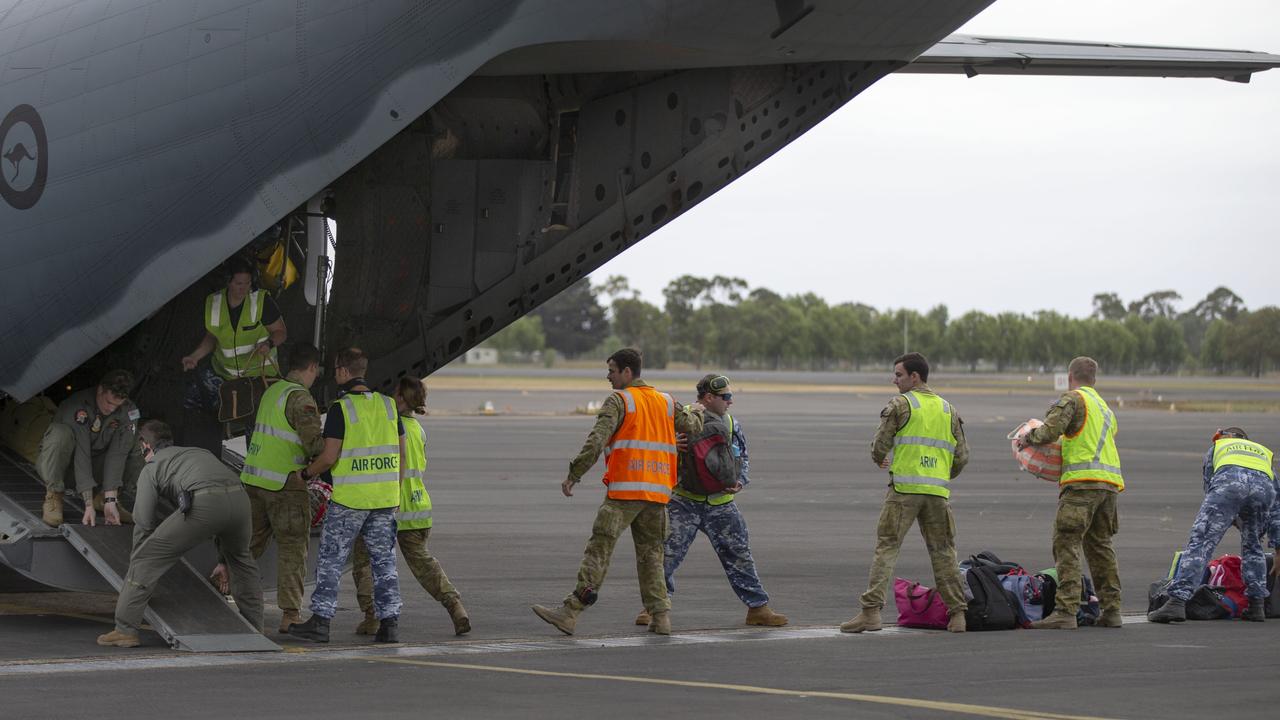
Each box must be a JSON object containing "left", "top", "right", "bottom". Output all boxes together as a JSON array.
[{"left": 1, "top": 0, "right": 1278, "bottom": 401}]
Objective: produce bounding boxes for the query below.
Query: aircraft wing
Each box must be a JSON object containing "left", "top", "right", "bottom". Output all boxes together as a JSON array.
[{"left": 902, "top": 34, "right": 1280, "bottom": 82}]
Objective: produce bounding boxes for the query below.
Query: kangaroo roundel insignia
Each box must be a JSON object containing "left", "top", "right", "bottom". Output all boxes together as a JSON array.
[{"left": 0, "top": 104, "right": 49, "bottom": 210}]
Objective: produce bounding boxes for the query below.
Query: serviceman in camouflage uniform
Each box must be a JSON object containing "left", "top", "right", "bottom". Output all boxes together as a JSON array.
[
  {"left": 37, "top": 369, "right": 143, "bottom": 527},
  {"left": 229, "top": 343, "right": 324, "bottom": 634},
  {"left": 288, "top": 348, "right": 404, "bottom": 644},
  {"left": 353, "top": 376, "right": 471, "bottom": 636},
  {"left": 635, "top": 374, "right": 787, "bottom": 628},
  {"left": 842, "top": 352, "right": 968, "bottom": 634},
  {"left": 97, "top": 420, "right": 263, "bottom": 647},
  {"left": 1149, "top": 428, "right": 1280, "bottom": 623},
  {"left": 532, "top": 348, "right": 702, "bottom": 636},
  {"left": 1020, "top": 356, "right": 1123, "bottom": 629}
]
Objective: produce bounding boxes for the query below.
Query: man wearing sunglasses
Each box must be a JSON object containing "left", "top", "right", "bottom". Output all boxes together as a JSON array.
[
  {"left": 842, "top": 352, "right": 969, "bottom": 634},
  {"left": 635, "top": 374, "right": 788, "bottom": 628},
  {"left": 533, "top": 348, "right": 702, "bottom": 636}
]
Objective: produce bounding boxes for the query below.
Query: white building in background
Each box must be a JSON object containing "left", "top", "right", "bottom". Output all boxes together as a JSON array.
[{"left": 464, "top": 347, "right": 498, "bottom": 365}]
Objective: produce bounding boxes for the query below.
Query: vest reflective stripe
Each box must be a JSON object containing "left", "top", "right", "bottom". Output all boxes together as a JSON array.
[
  {"left": 673, "top": 486, "right": 735, "bottom": 506},
  {"left": 204, "top": 290, "right": 277, "bottom": 379},
  {"left": 890, "top": 390, "right": 956, "bottom": 498},
  {"left": 603, "top": 386, "right": 678, "bottom": 503},
  {"left": 397, "top": 416, "right": 433, "bottom": 530},
  {"left": 240, "top": 380, "right": 307, "bottom": 491},
  {"left": 1060, "top": 386, "right": 1125, "bottom": 491},
  {"left": 331, "top": 392, "right": 401, "bottom": 509},
  {"left": 1212, "top": 438, "right": 1275, "bottom": 480}
]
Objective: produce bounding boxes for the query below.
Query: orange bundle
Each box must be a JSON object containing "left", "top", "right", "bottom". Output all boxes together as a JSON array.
[{"left": 1008, "top": 419, "right": 1061, "bottom": 482}]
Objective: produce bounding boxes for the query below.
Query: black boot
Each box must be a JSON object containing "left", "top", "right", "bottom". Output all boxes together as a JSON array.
[
  {"left": 287, "top": 614, "right": 331, "bottom": 643},
  {"left": 374, "top": 616, "right": 400, "bottom": 643},
  {"left": 1147, "top": 597, "right": 1186, "bottom": 624},
  {"left": 1243, "top": 597, "right": 1266, "bottom": 622}
]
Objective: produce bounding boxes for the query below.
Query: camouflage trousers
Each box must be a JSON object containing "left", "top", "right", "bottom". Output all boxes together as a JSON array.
[
  {"left": 310, "top": 503, "right": 401, "bottom": 620},
  {"left": 664, "top": 496, "right": 769, "bottom": 607},
  {"left": 1169, "top": 468, "right": 1276, "bottom": 601},
  {"left": 1051, "top": 487, "right": 1121, "bottom": 614},
  {"left": 354, "top": 527, "right": 459, "bottom": 617},
  {"left": 860, "top": 488, "right": 966, "bottom": 614},
  {"left": 246, "top": 484, "right": 311, "bottom": 614},
  {"left": 566, "top": 498, "right": 670, "bottom": 614}
]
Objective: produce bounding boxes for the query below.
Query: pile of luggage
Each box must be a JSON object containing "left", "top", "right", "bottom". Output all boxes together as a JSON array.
[
  {"left": 1147, "top": 552, "right": 1280, "bottom": 620},
  {"left": 895, "top": 550, "right": 1099, "bottom": 631}
]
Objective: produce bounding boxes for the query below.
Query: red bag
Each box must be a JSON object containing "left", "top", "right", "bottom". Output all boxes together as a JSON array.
[
  {"left": 1207, "top": 555, "right": 1247, "bottom": 617},
  {"left": 894, "top": 577, "right": 949, "bottom": 629}
]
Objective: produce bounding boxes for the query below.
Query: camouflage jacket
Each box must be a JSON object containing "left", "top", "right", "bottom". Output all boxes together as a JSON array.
[
  {"left": 567, "top": 379, "right": 703, "bottom": 484},
  {"left": 282, "top": 372, "right": 324, "bottom": 463},
  {"left": 1026, "top": 388, "right": 1116, "bottom": 494},
  {"left": 870, "top": 383, "right": 968, "bottom": 479}
]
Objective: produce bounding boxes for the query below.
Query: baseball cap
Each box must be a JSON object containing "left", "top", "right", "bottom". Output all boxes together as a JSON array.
[{"left": 696, "top": 374, "right": 731, "bottom": 396}]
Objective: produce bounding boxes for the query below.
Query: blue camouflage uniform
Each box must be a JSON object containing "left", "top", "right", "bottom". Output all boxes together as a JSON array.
[
  {"left": 1166, "top": 443, "right": 1280, "bottom": 602},
  {"left": 664, "top": 416, "right": 770, "bottom": 608}
]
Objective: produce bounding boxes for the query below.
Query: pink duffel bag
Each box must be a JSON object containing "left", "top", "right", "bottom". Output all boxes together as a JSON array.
[{"left": 894, "top": 577, "right": 949, "bottom": 629}]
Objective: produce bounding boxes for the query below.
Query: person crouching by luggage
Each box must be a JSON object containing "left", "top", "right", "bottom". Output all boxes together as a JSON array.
[
  {"left": 351, "top": 377, "right": 471, "bottom": 636},
  {"left": 1149, "top": 428, "right": 1279, "bottom": 623},
  {"left": 635, "top": 374, "right": 787, "bottom": 629},
  {"left": 841, "top": 353, "right": 968, "bottom": 634},
  {"left": 1018, "top": 356, "right": 1123, "bottom": 630},
  {"left": 37, "top": 369, "right": 144, "bottom": 527},
  {"left": 97, "top": 420, "right": 264, "bottom": 647},
  {"left": 288, "top": 348, "right": 404, "bottom": 644}
]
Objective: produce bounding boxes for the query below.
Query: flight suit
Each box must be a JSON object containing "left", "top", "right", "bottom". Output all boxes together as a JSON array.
[
  {"left": 37, "top": 388, "right": 143, "bottom": 502},
  {"left": 115, "top": 446, "right": 263, "bottom": 635}
]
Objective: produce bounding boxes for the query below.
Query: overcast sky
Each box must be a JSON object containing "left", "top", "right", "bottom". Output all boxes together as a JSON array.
[{"left": 591, "top": 0, "right": 1280, "bottom": 319}]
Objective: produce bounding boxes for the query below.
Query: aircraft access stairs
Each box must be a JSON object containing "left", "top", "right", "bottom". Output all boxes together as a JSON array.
[{"left": 0, "top": 447, "right": 279, "bottom": 652}]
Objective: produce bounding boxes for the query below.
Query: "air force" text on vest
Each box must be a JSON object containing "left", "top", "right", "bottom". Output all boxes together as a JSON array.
[{"left": 350, "top": 456, "right": 399, "bottom": 472}]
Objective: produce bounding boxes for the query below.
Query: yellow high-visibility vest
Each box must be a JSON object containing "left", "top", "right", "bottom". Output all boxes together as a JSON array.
[
  {"left": 396, "top": 416, "right": 433, "bottom": 530},
  {"left": 889, "top": 391, "right": 956, "bottom": 498},
  {"left": 330, "top": 392, "right": 400, "bottom": 510},
  {"left": 1060, "top": 386, "right": 1124, "bottom": 491},
  {"left": 1212, "top": 437, "right": 1274, "bottom": 480},
  {"left": 241, "top": 380, "right": 307, "bottom": 491}
]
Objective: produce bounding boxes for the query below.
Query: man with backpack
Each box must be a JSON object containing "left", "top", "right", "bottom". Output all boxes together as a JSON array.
[
  {"left": 1149, "top": 428, "right": 1279, "bottom": 623},
  {"left": 634, "top": 374, "right": 788, "bottom": 628},
  {"left": 1019, "top": 356, "right": 1123, "bottom": 629},
  {"left": 842, "top": 352, "right": 968, "bottom": 634}
]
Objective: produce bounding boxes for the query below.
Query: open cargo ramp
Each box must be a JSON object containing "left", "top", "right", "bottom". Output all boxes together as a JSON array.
[{"left": 61, "top": 524, "right": 279, "bottom": 653}]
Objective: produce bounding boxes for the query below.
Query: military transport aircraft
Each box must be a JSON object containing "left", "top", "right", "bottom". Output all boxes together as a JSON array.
[{"left": 3, "top": 0, "right": 1280, "bottom": 408}]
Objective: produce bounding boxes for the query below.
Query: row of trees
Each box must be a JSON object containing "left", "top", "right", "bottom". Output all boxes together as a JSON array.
[{"left": 483, "top": 278, "right": 1280, "bottom": 376}]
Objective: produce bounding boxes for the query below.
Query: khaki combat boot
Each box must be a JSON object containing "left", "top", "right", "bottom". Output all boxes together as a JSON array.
[
  {"left": 41, "top": 490, "right": 63, "bottom": 527},
  {"left": 278, "top": 610, "right": 302, "bottom": 635},
  {"left": 444, "top": 596, "right": 471, "bottom": 635},
  {"left": 96, "top": 629, "right": 140, "bottom": 648},
  {"left": 947, "top": 611, "right": 967, "bottom": 633},
  {"left": 532, "top": 603, "right": 579, "bottom": 635},
  {"left": 355, "top": 613, "right": 380, "bottom": 635},
  {"left": 839, "top": 608, "right": 882, "bottom": 633},
  {"left": 1030, "top": 609, "right": 1078, "bottom": 629},
  {"left": 1098, "top": 609, "right": 1123, "bottom": 628},
  {"left": 635, "top": 608, "right": 652, "bottom": 626},
  {"left": 745, "top": 605, "right": 789, "bottom": 627},
  {"left": 648, "top": 610, "right": 671, "bottom": 635}
]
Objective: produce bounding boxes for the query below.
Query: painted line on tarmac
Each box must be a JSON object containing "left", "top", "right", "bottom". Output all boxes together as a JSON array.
[
  {"left": 0, "top": 616, "right": 1151, "bottom": 678},
  {"left": 371, "top": 656, "right": 1123, "bottom": 720},
  {"left": 0, "top": 603, "right": 116, "bottom": 626}
]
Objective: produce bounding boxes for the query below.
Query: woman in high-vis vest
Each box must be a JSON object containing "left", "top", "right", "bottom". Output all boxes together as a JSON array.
[
  {"left": 180, "top": 257, "right": 287, "bottom": 412},
  {"left": 352, "top": 377, "right": 470, "bottom": 636},
  {"left": 1149, "top": 428, "right": 1278, "bottom": 623}
]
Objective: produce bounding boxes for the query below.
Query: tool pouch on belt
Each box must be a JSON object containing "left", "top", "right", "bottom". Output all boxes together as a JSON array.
[{"left": 217, "top": 355, "right": 275, "bottom": 424}]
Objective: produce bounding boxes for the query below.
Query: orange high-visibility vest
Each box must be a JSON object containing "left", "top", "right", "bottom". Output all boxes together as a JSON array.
[{"left": 602, "top": 386, "right": 678, "bottom": 503}]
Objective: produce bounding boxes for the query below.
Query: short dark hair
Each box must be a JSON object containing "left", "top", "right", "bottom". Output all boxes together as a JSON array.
[
  {"left": 225, "top": 255, "right": 255, "bottom": 281},
  {"left": 334, "top": 347, "right": 369, "bottom": 376},
  {"left": 288, "top": 343, "right": 322, "bottom": 373},
  {"left": 99, "top": 369, "right": 133, "bottom": 399},
  {"left": 893, "top": 352, "right": 929, "bottom": 382},
  {"left": 1069, "top": 356, "right": 1098, "bottom": 385},
  {"left": 396, "top": 376, "right": 427, "bottom": 415},
  {"left": 138, "top": 419, "right": 174, "bottom": 450},
  {"left": 1221, "top": 426, "right": 1249, "bottom": 440},
  {"left": 608, "top": 348, "right": 642, "bottom": 377}
]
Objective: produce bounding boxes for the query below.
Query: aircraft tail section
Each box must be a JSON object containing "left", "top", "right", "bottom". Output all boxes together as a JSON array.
[{"left": 905, "top": 34, "right": 1280, "bottom": 81}]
